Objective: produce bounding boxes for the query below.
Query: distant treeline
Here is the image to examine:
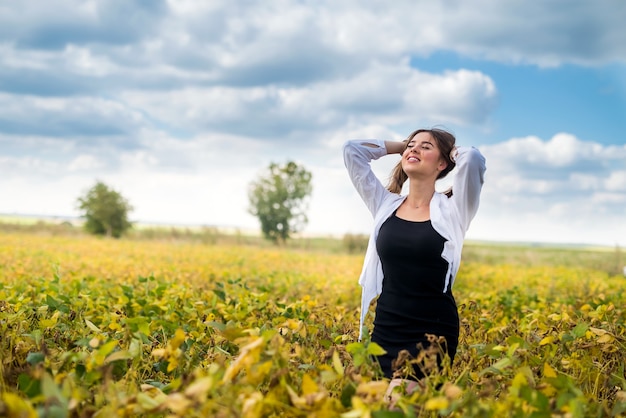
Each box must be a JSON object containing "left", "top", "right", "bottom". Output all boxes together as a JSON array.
[{"left": 0, "top": 219, "right": 623, "bottom": 276}]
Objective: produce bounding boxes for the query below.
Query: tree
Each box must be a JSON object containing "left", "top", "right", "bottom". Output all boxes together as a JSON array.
[
  {"left": 248, "top": 161, "right": 313, "bottom": 244},
  {"left": 77, "top": 181, "right": 133, "bottom": 238}
]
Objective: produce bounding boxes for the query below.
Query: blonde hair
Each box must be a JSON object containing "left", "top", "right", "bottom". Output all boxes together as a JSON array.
[{"left": 387, "top": 128, "right": 457, "bottom": 195}]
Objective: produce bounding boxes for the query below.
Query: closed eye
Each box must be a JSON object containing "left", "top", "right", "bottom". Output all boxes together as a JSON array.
[{"left": 407, "top": 141, "right": 434, "bottom": 150}]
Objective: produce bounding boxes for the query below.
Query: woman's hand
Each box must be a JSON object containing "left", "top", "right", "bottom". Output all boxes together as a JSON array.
[{"left": 449, "top": 147, "right": 458, "bottom": 162}]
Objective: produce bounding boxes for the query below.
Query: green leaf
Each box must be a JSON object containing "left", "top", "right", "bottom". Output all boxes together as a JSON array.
[
  {"left": 18, "top": 373, "right": 42, "bottom": 398},
  {"left": 340, "top": 383, "right": 356, "bottom": 408},
  {"left": 345, "top": 342, "right": 364, "bottom": 354},
  {"left": 366, "top": 342, "right": 387, "bottom": 356},
  {"left": 36, "top": 405, "right": 67, "bottom": 418},
  {"left": 125, "top": 317, "right": 151, "bottom": 335},
  {"left": 213, "top": 288, "right": 226, "bottom": 301},
  {"left": 372, "top": 411, "right": 406, "bottom": 418},
  {"left": 571, "top": 322, "right": 588, "bottom": 338},
  {"left": 122, "top": 285, "right": 134, "bottom": 299},
  {"left": 481, "top": 357, "right": 513, "bottom": 375},
  {"left": 26, "top": 352, "right": 45, "bottom": 365},
  {"left": 492, "top": 357, "right": 512, "bottom": 371},
  {"left": 97, "top": 340, "right": 118, "bottom": 358},
  {"left": 45, "top": 294, "right": 60, "bottom": 309},
  {"left": 41, "top": 373, "right": 68, "bottom": 409},
  {"left": 206, "top": 321, "right": 225, "bottom": 332}
]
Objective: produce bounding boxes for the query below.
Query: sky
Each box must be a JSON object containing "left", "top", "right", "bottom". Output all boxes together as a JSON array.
[{"left": 1, "top": 0, "right": 625, "bottom": 247}]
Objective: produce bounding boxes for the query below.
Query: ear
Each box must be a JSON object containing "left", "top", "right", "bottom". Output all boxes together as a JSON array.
[{"left": 438, "top": 158, "right": 448, "bottom": 171}]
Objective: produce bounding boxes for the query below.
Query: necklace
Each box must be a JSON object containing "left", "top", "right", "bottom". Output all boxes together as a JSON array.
[
  {"left": 407, "top": 200, "right": 428, "bottom": 209},
  {"left": 407, "top": 191, "right": 434, "bottom": 209}
]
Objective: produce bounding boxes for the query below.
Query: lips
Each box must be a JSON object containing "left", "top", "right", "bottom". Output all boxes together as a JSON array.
[{"left": 407, "top": 156, "right": 420, "bottom": 162}]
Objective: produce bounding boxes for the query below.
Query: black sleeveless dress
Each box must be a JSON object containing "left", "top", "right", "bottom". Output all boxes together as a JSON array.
[{"left": 371, "top": 211, "right": 459, "bottom": 380}]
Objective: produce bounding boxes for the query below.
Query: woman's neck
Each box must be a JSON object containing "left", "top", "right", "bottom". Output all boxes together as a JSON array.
[{"left": 406, "top": 181, "right": 436, "bottom": 208}]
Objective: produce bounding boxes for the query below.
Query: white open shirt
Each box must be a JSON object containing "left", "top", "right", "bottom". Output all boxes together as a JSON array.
[{"left": 343, "top": 139, "right": 486, "bottom": 340}]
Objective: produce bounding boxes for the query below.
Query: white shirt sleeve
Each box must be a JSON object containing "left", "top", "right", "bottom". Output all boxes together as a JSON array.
[
  {"left": 449, "top": 146, "right": 486, "bottom": 232},
  {"left": 343, "top": 139, "right": 391, "bottom": 217}
]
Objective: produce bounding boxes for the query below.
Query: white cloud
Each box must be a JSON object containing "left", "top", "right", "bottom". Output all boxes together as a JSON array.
[
  {"left": 0, "top": 93, "right": 146, "bottom": 140},
  {"left": 67, "top": 154, "right": 104, "bottom": 172},
  {"left": 2, "top": 129, "right": 625, "bottom": 246},
  {"left": 1, "top": 1, "right": 624, "bottom": 96},
  {"left": 605, "top": 171, "right": 626, "bottom": 191},
  {"left": 474, "top": 134, "right": 626, "bottom": 245},
  {"left": 117, "top": 63, "right": 497, "bottom": 140},
  {"left": 1, "top": 1, "right": 625, "bottom": 247}
]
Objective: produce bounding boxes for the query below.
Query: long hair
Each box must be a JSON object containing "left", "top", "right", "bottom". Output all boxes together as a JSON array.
[{"left": 387, "top": 128, "right": 457, "bottom": 195}]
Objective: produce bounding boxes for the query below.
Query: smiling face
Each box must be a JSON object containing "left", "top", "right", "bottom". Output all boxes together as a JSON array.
[{"left": 401, "top": 131, "right": 448, "bottom": 179}]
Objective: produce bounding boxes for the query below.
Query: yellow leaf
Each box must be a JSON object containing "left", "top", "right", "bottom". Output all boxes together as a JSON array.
[
  {"left": 241, "top": 391, "right": 264, "bottom": 418},
  {"left": 332, "top": 350, "right": 344, "bottom": 377},
  {"left": 108, "top": 321, "right": 121, "bottom": 331},
  {"left": 597, "top": 334, "right": 614, "bottom": 344},
  {"left": 286, "top": 319, "right": 300, "bottom": 330},
  {"left": 151, "top": 348, "right": 167, "bottom": 358},
  {"left": 248, "top": 360, "right": 273, "bottom": 384},
  {"left": 298, "top": 324, "right": 307, "bottom": 338},
  {"left": 162, "top": 393, "right": 191, "bottom": 415},
  {"left": 540, "top": 384, "right": 557, "bottom": 397},
  {"left": 104, "top": 350, "right": 132, "bottom": 364},
  {"left": 343, "top": 397, "right": 370, "bottom": 418},
  {"left": 0, "top": 393, "right": 38, "bottom": 418},
  {"left": 167, "top": 357, "right": 179, "bottom": 372},
  {"left": 97, "top": 340, "right": 118, "bottom": 357},
  {"left": 136, "top": 392, "right": 163, "bottom": 411},
  {"left": 89, "top": 337, "right": 100, "bottom": 348},
  {"left": 589, "top": 327, "right": 608, "bottom": 336},
  {"left": 222, "top": 337, "right": 264, "bottom": 383},
  {"left": 539, "top": 336, "right": 555, "bottom": 346},
  {"left": 512, "top": 371, "right": 528, "bottom": 389},
  {"left": 85, "top": 319, "right": 102, "bottom": 333},
  {"left": 543, "top": 362, "right": 557, "bottom": 378},
  {"left": 301, "top": 374, "right": 318, "bottom": 396},
  {"left": 141, "top": 384, "right": 158, "bottom": 392},
  {"left": 184, "top": 377, "right": 215, "bottom": 400},
  {"left": 286, "top": 385, "right": 306, "bottom": 408},
  {"left": 425, "top": 396, "right": 449, "bottom": 410},
  {"left": 355, "top": 380, "right": 388, "bottom": 397},
  {"left": 40, "top": 311, "right": 60, "bottom": 328},
  {"left": 170, "top": 329, "right": 186, "bottom": 350},
  {"left": 548, "top": 313, "right": 561, "bottom": 321}
]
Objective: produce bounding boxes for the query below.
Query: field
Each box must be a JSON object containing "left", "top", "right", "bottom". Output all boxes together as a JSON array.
[{"left": 1, "top": 231, "right": 625, "bottom": 417}]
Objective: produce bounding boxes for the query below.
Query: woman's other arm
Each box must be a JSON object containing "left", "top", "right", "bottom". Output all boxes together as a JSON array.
[
  {"left": 450, "top": 147, "right": 486, "bottom": 231},
  {"left": 384, "top": 141, "right": 406, "bottom": 155}
]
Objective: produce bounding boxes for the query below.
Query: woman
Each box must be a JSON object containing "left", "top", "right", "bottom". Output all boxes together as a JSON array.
[{"left": 343, "top": 128, "right": 486, "bottom": 399}]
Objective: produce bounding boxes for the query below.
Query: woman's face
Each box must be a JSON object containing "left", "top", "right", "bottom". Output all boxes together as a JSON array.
[{"left": 401, "top": 131, "right": 448, "bottom": 178}]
